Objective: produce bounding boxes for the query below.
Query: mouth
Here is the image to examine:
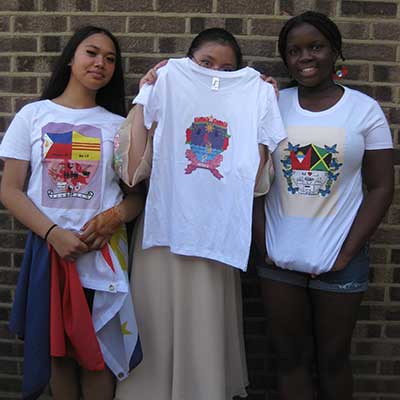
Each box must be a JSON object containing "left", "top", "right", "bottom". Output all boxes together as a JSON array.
[
  {"left": 87, "top": 71, "right": 105, "bottom": 80},
  {"left": 298, "top": 66, "right": 317, "bottom": 77}
]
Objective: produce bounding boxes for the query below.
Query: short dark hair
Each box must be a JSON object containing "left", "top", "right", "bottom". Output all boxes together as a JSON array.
[
  {"left": 187, "top": 28, "right": 243, "bottom": 70},
  {"left": 278, "top": 11, "right": 344, "bottom": 67},
  {"left": 41, "top": 26, "right": 126, "bottom": 116}
]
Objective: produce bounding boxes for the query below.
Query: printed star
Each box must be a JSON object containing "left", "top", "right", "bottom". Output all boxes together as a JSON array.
[
  {"left": 121, "top": 321, "right": 133, "bottom": 335},
  {"left": 206, "top": 123, "right": 213, "bottom": 133}
]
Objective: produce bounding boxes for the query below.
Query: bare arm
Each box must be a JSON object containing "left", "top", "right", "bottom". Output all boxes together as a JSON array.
[
  {"left": 79, "top": 186, "right": 145, "bottom": 250},
  {"left": 0, "top": 159, "right": 88, "bottom": 260},
  {"left": 331, "top": 149, "right": 394, "bottom": 270}
]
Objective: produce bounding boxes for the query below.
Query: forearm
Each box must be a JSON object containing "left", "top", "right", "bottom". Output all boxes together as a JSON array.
[
  {"left": 127, "top": 105, "right": 148, "bottom": 180},
  {"left": 252, "top": 196, "right": 267, "bottom": 258},
  {"left": 116, "top": 190, "right": 145, "bottom": 223},
  {"left": 340, "top": 186, "right": 393, "bottom": 260},
  {"left": 1, "top": 187, "right": 55, "bottom": 238}
]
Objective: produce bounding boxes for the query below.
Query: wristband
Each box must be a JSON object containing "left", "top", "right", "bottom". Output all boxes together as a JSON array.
[{"left": 44, "top": 224, "right": 58, "bottom": 241}]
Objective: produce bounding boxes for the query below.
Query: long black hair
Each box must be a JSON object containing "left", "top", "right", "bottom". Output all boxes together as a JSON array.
[
  {"left": 278, "top": 11, "right": 344, "bottom": 67},
  {"left": 41, "top": 26, "right": 126, "bottom": 116},
  {"left": 187, "top": 28, "right": 243, "bottom": 70}
]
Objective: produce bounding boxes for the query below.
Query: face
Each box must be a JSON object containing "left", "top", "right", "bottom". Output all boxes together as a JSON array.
[
  {"left": 285, "top": 23, "right": 337, "bottom": 88},
  {"left": 192, "top": 42, "right": 237, "bottom": 71},
  {"left": 69, "top": 33, "right": 116, "bottom": 92}
]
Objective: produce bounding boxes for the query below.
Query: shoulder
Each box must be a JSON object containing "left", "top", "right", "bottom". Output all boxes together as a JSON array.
[
  {"left": 15, "top": 99, "right": 48, "bottom": 119},
  {"left": 278, "top": 87, "right": 296, "bottom": 107},
  {"left": 96, "top": 107, "right": 125, "bottom": 125},
  {"left": 343, "top": 86, "right": 381, "bottom": 110}
]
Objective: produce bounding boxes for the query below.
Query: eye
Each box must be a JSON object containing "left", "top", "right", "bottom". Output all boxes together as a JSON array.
[
  {"left": 86, "top": 50, "right": 96, "bottom": 57},
  {"left": 105, "top": 56, "right": 115, "bottom": 63},
  {"left": 311, "top": 44, "right": 322, "bottom": 51},
  {"left": 200, "top": 59, "right": 211, "bottom": 67},
  {"left": 287, "top": 48, "right": 298, "bottom": 56}
]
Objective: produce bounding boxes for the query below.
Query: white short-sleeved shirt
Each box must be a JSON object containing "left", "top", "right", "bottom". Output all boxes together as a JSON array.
[
  {"left": 265, "top": 86, "right": 393, "bottom": 275},
  {"left": 0, "top": 99, "right": 127, "bottom": 291},
  {"left": 134, "top": 57, "right": 287, "bottom": 270}
]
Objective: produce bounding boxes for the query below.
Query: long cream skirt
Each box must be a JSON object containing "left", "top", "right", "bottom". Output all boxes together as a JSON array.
[{"left": 115, "top": 215, "right": 248, "bottom": 400}]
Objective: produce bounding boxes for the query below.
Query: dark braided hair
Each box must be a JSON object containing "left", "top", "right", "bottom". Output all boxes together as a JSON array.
[
  {"left": 278, "top": 11, "right": 344, "bottom": 67},
  {"left": 187, "top": 28, "right": 243, "bottom": 69}
]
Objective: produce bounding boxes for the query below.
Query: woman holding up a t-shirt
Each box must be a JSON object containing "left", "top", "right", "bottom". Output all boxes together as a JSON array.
[
  {"left": 255, "top": 11, "right": 394, "bottom": 400},
  {"left": 114, "top": 28, "right": 287, "bottom": 400},
  {"left": 0, "top": 26, "right": 144, "bottom": 400}
]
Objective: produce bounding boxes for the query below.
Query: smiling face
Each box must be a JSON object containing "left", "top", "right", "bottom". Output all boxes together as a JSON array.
[
  {"left": 69, "top": 32, "right": 116, "bottom": 93},
  {"left": 285, "top": 23, "right": 338, "bottom": 89},
  {"left": 192, "top": 42, "right": 237, "bottom": 71}
]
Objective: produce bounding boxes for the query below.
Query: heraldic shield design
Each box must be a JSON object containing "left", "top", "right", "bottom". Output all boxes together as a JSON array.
[
  {"left": 184, "top": 116, "right": 230, "bottom": 180},
  {"left": 281, "top": 142, "right": 342, "bottom": 197},
  {"left": 42, "top": 123, "right": 102, "bottom": 207}
]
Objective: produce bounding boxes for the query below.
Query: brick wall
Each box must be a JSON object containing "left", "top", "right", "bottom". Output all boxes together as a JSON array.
[{"left": 0, "top": 1, "right": 399, "bottom": 399}]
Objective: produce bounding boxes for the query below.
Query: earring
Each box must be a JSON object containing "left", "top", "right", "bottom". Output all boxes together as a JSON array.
[{"left": 333, "top": 65, "right": 348, "bottom": 79}]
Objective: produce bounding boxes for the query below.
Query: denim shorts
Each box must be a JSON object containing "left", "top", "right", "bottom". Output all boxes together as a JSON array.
[{"left": 257, "top": 246, "right": 369, "bottom": 293}]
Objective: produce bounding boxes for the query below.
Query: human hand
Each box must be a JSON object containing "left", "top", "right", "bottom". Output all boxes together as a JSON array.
[
  {"left": 139, "top": 59, "right": 168, "bottom": 89},
  {"left": 260, "top": 74, "right": 279, "bottom": 99},
  {"left": 79, "top": 206, "right": 123, "bottom": 251},
  {"left": 47, "top": 227, "right": 89, "bottom": 261},
  {"left": 330, "top": 251, "right": 352, "bottom": 272}
]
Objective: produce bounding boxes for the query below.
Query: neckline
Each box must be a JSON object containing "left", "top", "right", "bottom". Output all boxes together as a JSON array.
[
  {"left": 293, "top": 85, "right": 348, "bottom": 116},
  {"left": 46, "top": 99, "right": 101, "bottom": 112}
]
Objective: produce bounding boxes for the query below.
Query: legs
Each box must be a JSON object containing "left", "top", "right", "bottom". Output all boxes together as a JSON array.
[
  {"left": 261, "top": 277, "right": 363, "bottom": 400},
  {"left": 310, "top": 289, "right": 363, "bottom": 400},
  {"left": 261, "top": 278, "right": 314, "bottom": 400},
  {"left": 51, "top": 357, "right": 114, "bottom": 400}
]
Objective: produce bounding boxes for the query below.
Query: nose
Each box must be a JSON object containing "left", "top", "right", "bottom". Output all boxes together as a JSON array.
[
  {"left": 299, "top": 48, "right": 313, "bottom": 62},
  {"left": 94, "top": 55, "right": 104, "bottom": 68}
]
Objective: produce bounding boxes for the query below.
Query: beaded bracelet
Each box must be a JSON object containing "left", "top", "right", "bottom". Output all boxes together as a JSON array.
[{"left": 44, "top": 224, "right": 58, "bottom": 241}]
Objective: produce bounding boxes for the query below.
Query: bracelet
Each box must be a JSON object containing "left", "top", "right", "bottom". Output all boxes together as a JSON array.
[{"left": 44, "top": 224, "right": 58, "bottom": 241}]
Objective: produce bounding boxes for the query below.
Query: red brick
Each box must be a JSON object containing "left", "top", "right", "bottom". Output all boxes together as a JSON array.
[
  {"left": 127, "top": 57, "right": 164, "bottom": 74},
  {"left": 158, "top": 0, "right": 212, "bottom": 12},
  {"left": 0, "top": 98, "right": 12, "bottom": 114},
  {"left": 392, "top": 250, "right": 400, "bottom": 264},
  {"left": 373, "top": 22, "right": 400, "bottom": 41},
  {"left": 337, "top": 22, "right": 369, "bottom": 40},
  {"left": 380, "top": 360, "right": 400, "bottom": 374},
  {"left": 217, "top": 0, "right": 274, "bottom": 14},
  {"left": 159, "top": 37, "right": 193, "bottom": 54},
  {"left": 0, "top": 37, "right": 37, "bottom": 52},
  {"left": 15, "top": 56, "right": 58, "bottom": 73},
  {"left": 118, "top": 37, "right": 154, "bottom": 54},
  {"left": 363, "top": 286, "right": 385, "bottom": 302},
  {"left": 342, "top": 1, "right": 397, "bottom": 17},
  {"left": 98, "top": 0, "right": 153, "bottom": 11},
  {"left": 372, "top": 227, "right": 400, "bottom": 245},
  {"left": 280, "top": 0, "right": 336, "bottom": 16},
  {"left": 70, "top": 16, "right": 126, "bottom": 33},
  {"left": 14, "top": 97, "right": 39, "bottom": 112},
  {"left": 0, "top": 16, "right": 10, "bottom": 32},
  {"left": 15, "top": 16, "right": 67, "bottom": 33},
  {"left": 0, "top": 57, "right": 11, "bottom": 72},
  {"left": 128, "top": 17, "right": 186, "bottom": 34},
  {"left": 385, "top": 325, "right": 400, "bottom": 339},
  {"left": 0, "top": 374, "right": 22, "bottom": 392},
  {"left": 0, "top": 0, "right": 35, "bottom": 11},
  {"left": 353, "top": 322, "right": 382, "bottom": 338},
  {"left": 239, "top": 39, "right": 276, "bottom": 57},
  {"left": 251, "top": 19, "right": 285, "bottom": 36},
  {"left": 42, "top": 0, "right": 92, "bottom": 11},
  {"left": 374, "top": 65, "right": 400, "bottom": 84},
  {"left": 343, "top": 43, "right": 396, "bottom": 62},
  {"left": 252, "top": 60, "right": 287, "bottom": 79},
  {"left": 389, "top": 287, "right": 400, "bottom": 302},
  {"left": 351, "top": 359, "right": 378, "bottom": 374},
  {"left": 0, "top": 77, "right": 37, "bottom": 95}
]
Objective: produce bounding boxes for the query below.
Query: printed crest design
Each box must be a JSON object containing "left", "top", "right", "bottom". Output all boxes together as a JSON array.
[
  {"left": 281, "top": 142, "right": 342, "bottom": 197},
  {"left": 43, "top": 129, "right": 101, "bottom": 201},
  {"left": 184, "top": 116, "right": 230, "bottom": 180}
]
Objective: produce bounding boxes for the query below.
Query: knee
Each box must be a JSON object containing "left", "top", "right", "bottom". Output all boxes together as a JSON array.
[{"left": 270, "top": 335, "right": 314, "bottom": 373}]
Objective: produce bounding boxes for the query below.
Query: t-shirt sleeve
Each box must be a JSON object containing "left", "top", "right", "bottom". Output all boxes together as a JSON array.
[
  {"left": 258, "top": 83, "right": 287, "bottom": 153},
  {"left": 132, "top": 71, "right": 164, "bottom": 130},
  {"left": 364, "top": 101, "right": 393, "bottom": 150},
  {"left": 0, "top": 108, "right": 32, "bottom": 161}
]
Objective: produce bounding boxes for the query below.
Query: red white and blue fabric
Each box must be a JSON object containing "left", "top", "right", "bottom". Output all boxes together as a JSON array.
[{"left": 9, "top": 232, "right": 142, "bottom": 400}]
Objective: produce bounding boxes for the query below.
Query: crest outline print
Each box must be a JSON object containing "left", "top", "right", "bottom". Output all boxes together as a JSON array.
[
  {"left": 184, "top": 116, "right": 230, "bottom": 180},
  {"left": 281, "top": 142, "right": 342, "bottom": 197}
]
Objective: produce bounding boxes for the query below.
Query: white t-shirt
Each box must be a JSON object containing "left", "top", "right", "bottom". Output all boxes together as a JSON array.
[
  {"left": 265, "top": 86, "right": 393, "bottom": 275},
  {"left": 0, "top": 99, "right": 126, "bottom": 291},
  {"left": 134, "top": 57, "right": 287, "bottom": 270}
]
